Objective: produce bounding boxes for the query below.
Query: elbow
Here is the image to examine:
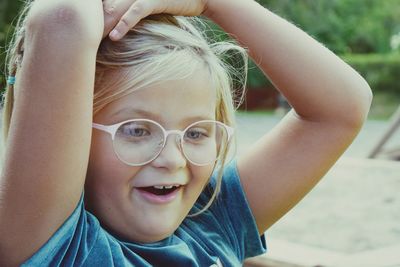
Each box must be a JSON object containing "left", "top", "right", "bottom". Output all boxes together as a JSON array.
[
  {"left": 361, "top": 79, "right": 373, "bottom": 115},
  {"left": 27, "top": 3, "right": 85, "bottom": 31},
  {"left": 26, "top": 2, "right": 102, "bottom": 46},
  {"left": 343, "top": 77, "right": 373, "bottom": 131}
]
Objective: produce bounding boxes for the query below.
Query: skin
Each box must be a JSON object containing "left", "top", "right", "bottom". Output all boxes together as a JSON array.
[
  {"left": 85, "top": 67, "right": 217, "bottom": 243},
  {"left": 0, "top": 0, "right": 372, "bottom": 265},
  {"left": 102, "top": 0, "right": 373, "bottom": 235}
]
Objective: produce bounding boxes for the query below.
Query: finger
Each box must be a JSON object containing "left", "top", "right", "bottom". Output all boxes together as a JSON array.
[
  {"left": 103, "top": 0, "right": 117, "bottom": 15},
  {"left": 109, "top": 0, "right": 153, "bottom": 41},
  {"left": 102, "top": 0, "right": 118, "bottom": 38}
]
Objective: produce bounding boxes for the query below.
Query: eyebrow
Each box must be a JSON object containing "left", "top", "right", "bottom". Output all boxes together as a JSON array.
[
  {"left": 110, "top": 108, "right": 215, "bottom": 126},
  {"left": 111, "top": 108, "right": 160, "bottom": 121}
]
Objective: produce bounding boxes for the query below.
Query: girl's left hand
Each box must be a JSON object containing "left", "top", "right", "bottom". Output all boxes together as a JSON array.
[{"left": 102, "top": 0, "right": 208, "bottom": 41}]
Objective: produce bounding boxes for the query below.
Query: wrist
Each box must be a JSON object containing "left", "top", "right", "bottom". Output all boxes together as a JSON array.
[
  {"left": 201, "top": 0, "right": 224, "bottom": 20},
  {"left": 202, "top": 0, "right": 244, "bottom": 21}
]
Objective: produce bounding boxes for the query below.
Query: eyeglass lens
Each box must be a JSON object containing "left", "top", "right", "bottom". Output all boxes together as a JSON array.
[{"left": 113, "top": 120, "right": 229, "bottom": 166}]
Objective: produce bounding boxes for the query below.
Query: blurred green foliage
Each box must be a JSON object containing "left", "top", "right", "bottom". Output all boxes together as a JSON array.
[
  {"left": 1, "top": 0, "right": 399, "bottom": 95},
  {"left": 250, "top": 0, "right": 400, "bottom": 96},
  {"left": 260, "top": 0, "right": 400, "bottom": 54},
  {"left": 247, "top": 53, "right": 400, "bottom": 95},
  {"left": 0, "top": 0, "right": 23, "bottom": 90},
  {"left": 343, "top": 53, "right": 400, "bottom": 95}
]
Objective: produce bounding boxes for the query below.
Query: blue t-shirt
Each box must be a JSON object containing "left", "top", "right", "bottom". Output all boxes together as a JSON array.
[{"left": 22, "top": 160, "right": 266, "bottom": 266}]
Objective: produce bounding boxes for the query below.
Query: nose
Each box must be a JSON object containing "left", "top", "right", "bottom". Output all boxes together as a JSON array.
[{"left": 151, "top": 133, "right": 187, "bottom": 170}]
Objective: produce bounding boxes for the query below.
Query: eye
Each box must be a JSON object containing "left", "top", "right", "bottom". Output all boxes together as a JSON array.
[
  {"left": 120, "top": 124, "right": 150, "bottom": 137},
  {"left": 185, "top": 128, "right": 208, "bottom": 140}
]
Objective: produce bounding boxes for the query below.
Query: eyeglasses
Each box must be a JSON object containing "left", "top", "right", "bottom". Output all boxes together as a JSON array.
[{"left": 92, "top": 119, "right": 234, "bottom": 166}]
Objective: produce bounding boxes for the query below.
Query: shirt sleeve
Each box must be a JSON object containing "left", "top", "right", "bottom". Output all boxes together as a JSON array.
[
  {"left": 21, "top": 194, "right": 100, "bottom": 267},
  {"left": 208, "top": 159, "right": 267, "bottom": 260}
]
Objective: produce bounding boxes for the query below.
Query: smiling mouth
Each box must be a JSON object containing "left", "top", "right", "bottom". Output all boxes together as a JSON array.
[
  {"left": 138, "top": 185, "right": 182, "bottom": 196},
  {"left": 135, "top": 185, "right": 182, "bottom": 204}
]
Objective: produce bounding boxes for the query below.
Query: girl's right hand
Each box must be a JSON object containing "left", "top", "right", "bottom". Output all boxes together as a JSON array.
[{"left": 102, "top": 0, "right": 209, "bottom": 40}]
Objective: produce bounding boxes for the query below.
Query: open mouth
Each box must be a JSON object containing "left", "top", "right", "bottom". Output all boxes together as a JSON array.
[
  {"left": 138, "top": 185, "right": 181, "bottom": 196},
  {"left": 135, "top": 185, "right": 182, "bottom": 204}
]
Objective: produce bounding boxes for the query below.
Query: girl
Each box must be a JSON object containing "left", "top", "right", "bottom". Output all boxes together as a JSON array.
[{"left": 0, "top": 0, "right": 372, "bottom": 266}]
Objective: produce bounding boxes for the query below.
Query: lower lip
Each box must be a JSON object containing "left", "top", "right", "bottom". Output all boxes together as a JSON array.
[{"left": 135, "top": 187, "right": 181, "bottom": 204}]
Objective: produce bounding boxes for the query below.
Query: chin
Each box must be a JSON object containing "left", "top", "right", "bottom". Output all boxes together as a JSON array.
[
  {"left": 131, "top": 221, "right": 179, "bottom": 243},
  {"left": 117, "top": 209, "right": 185, "bottom": 244}
]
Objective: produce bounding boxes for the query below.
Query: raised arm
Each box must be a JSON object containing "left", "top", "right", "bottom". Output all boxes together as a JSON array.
[
  {"left": 77, "top": 0, "right": 372, "bottom": 235},
  {"left": 204, "top": 0, "right": 372, "bottom": 233},
  {"left": 0, "top": 0, "right": 103, "bottom": 265}
]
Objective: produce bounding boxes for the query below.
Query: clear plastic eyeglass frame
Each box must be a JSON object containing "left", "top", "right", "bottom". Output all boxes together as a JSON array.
[{"left": 92, "top": 119, "right": 234, "bottom": 167}]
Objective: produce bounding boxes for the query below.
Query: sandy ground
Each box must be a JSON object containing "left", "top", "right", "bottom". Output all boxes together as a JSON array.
[
  {"left": 265, "top": 158, "right": 400, "bottom": 252},
  {"left": 235, "top": 113, "right": 400, "bottom": 266}
]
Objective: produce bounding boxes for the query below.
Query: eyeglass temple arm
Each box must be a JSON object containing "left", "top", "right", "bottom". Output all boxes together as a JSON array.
[
  {"left": 226, "top": 126, "right": 235, "bottom": 141},
  {"left": 92, "top": 123, "right": 115, "bottom": 136}
]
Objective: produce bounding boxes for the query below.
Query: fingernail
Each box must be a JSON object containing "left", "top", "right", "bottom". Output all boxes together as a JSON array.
[{"left": 110, "top": 29, "right": 120, "bottom": 40}]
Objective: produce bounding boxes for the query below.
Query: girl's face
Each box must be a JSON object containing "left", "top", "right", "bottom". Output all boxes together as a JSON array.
[{"left": 85, "top": 67, "right": 217, "bottom": 243}]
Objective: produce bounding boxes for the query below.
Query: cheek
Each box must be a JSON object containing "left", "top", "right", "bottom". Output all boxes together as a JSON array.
[
  {"left": 192, "top": 164, "right": 215, "bottom": 188},
  {"left": 184, "top": 165, "right": 215, "bottom": 210},
  {"left": 86, "top": 132, "right": 136, "bottom": 195}
]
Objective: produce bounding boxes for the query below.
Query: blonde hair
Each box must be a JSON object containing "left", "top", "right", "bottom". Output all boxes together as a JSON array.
[{"left": 1, "top": 4, "right": 248, "bottom": 215}]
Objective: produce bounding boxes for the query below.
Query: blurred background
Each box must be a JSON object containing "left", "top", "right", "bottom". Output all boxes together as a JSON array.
[
  {"left": 1, "top": 0, "right": 400, "bottom": 117},
  {"left": 1, "top": 1, "right": 400, "bottom": 266}
]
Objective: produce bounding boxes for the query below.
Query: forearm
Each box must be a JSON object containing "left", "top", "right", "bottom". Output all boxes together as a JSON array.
[
  {"left": 205, "top": 0, "right": 372, "bottom": 126},
  {"left": 6, "top": 0, "right": 102, "bottom": 197},
  {"left": 0, "top": 1, "right": 103, "bottom": 265}
]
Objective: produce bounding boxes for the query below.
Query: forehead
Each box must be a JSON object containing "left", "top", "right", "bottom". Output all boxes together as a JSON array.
[{"left": 98, "top": 67, "right": 217, "bottom": 127}]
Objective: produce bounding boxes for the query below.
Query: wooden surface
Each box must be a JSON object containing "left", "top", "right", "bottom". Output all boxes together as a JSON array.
[
  {"left": 368, "top": 105, "right": 400, "bottom": 159},
  {"left": 244, "top": 256, "right": 305, "bottom": 267}
]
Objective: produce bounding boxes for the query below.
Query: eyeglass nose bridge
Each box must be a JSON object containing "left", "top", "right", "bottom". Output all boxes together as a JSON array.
[{"left": 162, "top": 129, "right": 185, "bottom": 150}]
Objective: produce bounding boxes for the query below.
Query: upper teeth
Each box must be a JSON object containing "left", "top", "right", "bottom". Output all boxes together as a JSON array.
[{"left": 153, "top": 185, "right": 175, "bottom": 189}]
